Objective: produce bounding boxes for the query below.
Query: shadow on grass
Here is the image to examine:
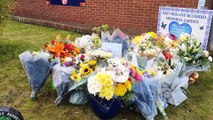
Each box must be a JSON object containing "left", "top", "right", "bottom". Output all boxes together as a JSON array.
[{"left": 0, "top": 43, "right": 18, "bottom": 60}]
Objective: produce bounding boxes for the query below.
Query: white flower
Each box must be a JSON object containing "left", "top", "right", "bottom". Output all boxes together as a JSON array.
[
  {"left": 142, "top": 33, "right": 151, "bottom": 42},
  {"left": 87, "top": 76, "right": 102, "bottom": 96},
  {"left": 164, "top": 36, "right": 173, "bottom": 46},
  {"left": 195, "top": 41, "right": 200, "bottom": 47},
  {"left": 203, "top": 51, "right": 209, "bottom": 57},
  {"left": 157, "top": 66, "right": 162, "bottom": 70},
  {"left": 74, "top": 35, "right": 92, "bottom": 49},
  {"left": 64, "top": 57, "right": 72, "bottom": 62},
  {"left": 208, "top": 56, "right": 212, "bottom": 62},
  {"left": 180, "top": 44, "right": 186, "bottom": 51},
  {"left": 184, "top": 57, "right": 190, "bottom": 62},
  {"left": 114, "top": 75, "right": 128, "bottom": 83}
]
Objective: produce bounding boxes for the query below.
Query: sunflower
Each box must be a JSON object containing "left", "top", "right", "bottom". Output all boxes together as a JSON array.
[
  {"left": 80, "top": 65, "right": 91, "bottom": 76},
  {"left": 88, "top": 60, "right": 97, "bottom": 66},
  {"left": 70, "top": 70, "right": 81, "bottom": 82}
]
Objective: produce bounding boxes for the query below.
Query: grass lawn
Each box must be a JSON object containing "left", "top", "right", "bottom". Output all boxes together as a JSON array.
[{"left": 0, "top": 21, "right": 213, "bottom": 120}]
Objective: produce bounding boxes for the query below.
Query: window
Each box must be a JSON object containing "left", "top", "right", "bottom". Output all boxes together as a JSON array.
[{"left": 50, "top": 0, "right": 86, "bottom": 7}]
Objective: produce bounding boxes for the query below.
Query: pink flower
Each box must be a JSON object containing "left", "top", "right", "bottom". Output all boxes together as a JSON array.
[
  {"left": 169, "top": 34, "right": 176, "bottom": 41},
  {"left": 135, "top": 72, "right": 142, "bottom": 81},
  {"left": 80, "top": 54, "right": 85, "bottom": 61}
]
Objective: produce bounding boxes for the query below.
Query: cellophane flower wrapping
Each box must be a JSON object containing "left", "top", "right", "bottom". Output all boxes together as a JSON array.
[
  {"left": 51, "top": 63, "right": 74, "bottom": 105},
  {"left": 19, "top": 51, "right": 59, "bottom": 99},
  {"left": 101, "top": 28, "right": 129, "bottom": 56},
  {"left": 67, "top": 54, "right": 98, "bottom": 105}
]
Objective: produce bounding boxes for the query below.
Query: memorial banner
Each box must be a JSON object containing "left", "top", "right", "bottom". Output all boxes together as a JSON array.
[{"left": 157, "top": 7, "right": 213, "bottom": 49}]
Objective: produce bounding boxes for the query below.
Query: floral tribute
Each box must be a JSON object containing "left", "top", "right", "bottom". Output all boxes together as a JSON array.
[
  {"left": 177, "top": 33, "right": 212, "bottom": 65},
  {"left": 19, "top": 25, "right": 213, "bottom": 120},
  {"left": 87, "top": 58, "right": 132, "bottom": 101},
  {"left": 44, "top": 34, "right": 80, "bottom": 60}
]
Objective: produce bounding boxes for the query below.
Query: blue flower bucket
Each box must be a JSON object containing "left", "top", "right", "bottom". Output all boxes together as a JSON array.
[{"left": 89, "top": 95, "right": 121, "bottom": 120}]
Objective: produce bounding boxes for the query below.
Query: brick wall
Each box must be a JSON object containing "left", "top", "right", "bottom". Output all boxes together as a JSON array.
[
  {"left": 205, "top": 0, "right": 213, "bottom": 9},
  {"left": 14, "top": 0, "right": 198, "bottom": 34}
]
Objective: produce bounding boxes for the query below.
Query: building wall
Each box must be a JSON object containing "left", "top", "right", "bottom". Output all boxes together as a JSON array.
[
  {"left": 205, "top": 0, "right": 213, "bottom": 9},
  {"left": 15, "top": 0, "right": 198, "bottom": 34}
]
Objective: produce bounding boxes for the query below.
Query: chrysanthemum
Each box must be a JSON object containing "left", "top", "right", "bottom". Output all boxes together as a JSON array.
[
  {"left": 96, "top": 72, "right": 113, "bottom": 86},
  {"left": 124, "top": 80, "right": 132, "bottom": 91},
  {"left": 114, "top": 84, "right": 127, "bottom": 97},
  {"left": 99, "top": 85, "right": 114, "bottom": 100},
  {"left": 87, "top": 76, "right": 102, "bottom": 95}
]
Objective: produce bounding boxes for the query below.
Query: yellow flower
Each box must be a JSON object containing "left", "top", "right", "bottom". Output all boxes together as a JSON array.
[
  {"left": 60, "top": 57, "right": 65, "bottom": 63},
  {"left": 114, "top": 83, "right": 127, "bottom": 97},
  {"left": 96, "top": 72, "right": 113, "bottom": 86},
  {"left": 180, "top": 35, "right": 188, "bottom": 42},
  {"left": 88, "top": 60, "right": 97, "bottom": 66},
  {"left": 70, "top": 71, "right": 81, "bottom": 82},
  {"left": 132, "top": 35, "right": 142, "bottom": 44},
  {"left": 124, "top": 80, "right": 132, "bottom": 91},
  {"left": 80, "top": 65, "right": 91, "bottom": 76},
  {"left": 148, "top": 70, "right": 156, "bottom": 76},
  {"left": 203, "top": 50, "right": 209, "bottom": 57},
  {"left": 148, "top": 32, "right": 156, "bottom": 38},
  {"left": 99, "top": 85, "right": 114, "bottom": 100}
]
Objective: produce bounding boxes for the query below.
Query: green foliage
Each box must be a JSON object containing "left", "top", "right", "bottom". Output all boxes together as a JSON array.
[
  {"left": 101, "top": 24, "right": 109, "bottom": 32},
  {"left": 92, "top": 26, "right": 101, "bottom": 34},
  {"left": 92, "top": 24, "right": 109, "bottom": 34},
  {"left": 0, "top": 0, "right": 15, "bottom": 23}
]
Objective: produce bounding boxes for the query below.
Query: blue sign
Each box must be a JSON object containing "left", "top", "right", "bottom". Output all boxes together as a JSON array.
[
  {"left": 169, "top": 21, "right": 192, "bottom": 39},
  {"left": 50, "top": 0, "right": 85, "bottom": 6}
]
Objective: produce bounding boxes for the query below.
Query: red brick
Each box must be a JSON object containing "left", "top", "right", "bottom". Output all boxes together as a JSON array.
[{"left": 14, "top": 0, "right": 201, "bottom": 34}]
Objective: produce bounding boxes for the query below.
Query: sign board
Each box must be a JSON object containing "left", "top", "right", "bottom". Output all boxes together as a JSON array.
[
  {"left": 157, "top": 7, "right": 213, "bottom": 50},
  {"left": 50, "top": 0, "right": 85, "bottom": 6}
]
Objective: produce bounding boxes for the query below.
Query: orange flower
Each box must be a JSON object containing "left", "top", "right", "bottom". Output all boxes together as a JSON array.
[{"left": 52, "top": 42, "right": 65, "bottom": 57}]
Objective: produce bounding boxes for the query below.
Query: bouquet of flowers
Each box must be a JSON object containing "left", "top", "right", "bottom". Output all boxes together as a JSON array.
[
  {"left": 177, "top": 33, "right": 212, "bottom": 65},
  {"left": 44, "top": 34, "right": 80, "bottom": 61},
  {"left": 70, "top": 54, "right": 97, "bottom": 82},
  {"left": 87, "top": 58, "right": 132, "bottom": 101},
  {"left": 66, "top": 53, "right": 97, "bottom": 105},
  {"left": 74, "top": 34, "right": 102, "bottom": 50},
  {"left": 132, "top": 32, "right": 160, "bottom": 59},
  {"left": 87, "top": 58, "right": 133, "bottom": 119},
  {"left": 52, "top": 52, "right": 97, "bottom": 105},
  {"left": 19, "top": 51, "right": 58, "bottom": 99}
]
